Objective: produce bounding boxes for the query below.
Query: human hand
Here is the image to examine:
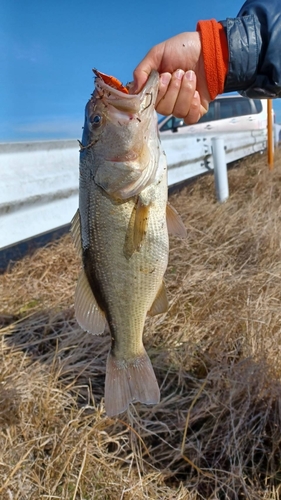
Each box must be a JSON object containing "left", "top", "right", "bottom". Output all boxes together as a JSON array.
[{"left": 133, "top": 32, "right": 211, "bottom": 124}]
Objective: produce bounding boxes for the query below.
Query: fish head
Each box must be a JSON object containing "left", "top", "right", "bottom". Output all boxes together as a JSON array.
[{"left": 80, "top": 70, "right": 161, "bottom": 199}]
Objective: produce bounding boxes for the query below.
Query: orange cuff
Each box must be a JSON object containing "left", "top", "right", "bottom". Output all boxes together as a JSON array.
[{"left": 197, "top": 20, "right": 229, "bottom": 100}]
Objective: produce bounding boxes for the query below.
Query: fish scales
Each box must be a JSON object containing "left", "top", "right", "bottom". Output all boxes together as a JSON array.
[{"left": 85, "top": 176, "right": 169, "bottom": 357}]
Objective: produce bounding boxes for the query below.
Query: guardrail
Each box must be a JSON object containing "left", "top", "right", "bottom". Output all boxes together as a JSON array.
[
  {"left": 162, "top": 129, "right": 266, "bottom": 186},
  {"left": 0, "top": 129, "right": 267, "bottom": 261}
]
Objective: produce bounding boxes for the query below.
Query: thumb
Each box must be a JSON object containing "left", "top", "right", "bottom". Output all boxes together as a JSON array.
[
  {"left": 133, "top": 44, "right": 164, "bottom": 93},
  {"left": 133, "top": 64, "right": 152, "bottom": 93}
]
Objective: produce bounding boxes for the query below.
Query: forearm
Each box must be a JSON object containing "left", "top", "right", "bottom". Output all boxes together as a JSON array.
[{"left": 198, "top": 0, "right": 281, "bottom": 99}]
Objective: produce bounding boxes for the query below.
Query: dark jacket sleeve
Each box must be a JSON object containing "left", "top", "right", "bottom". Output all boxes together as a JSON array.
[{"left": 221, "top": 0, "right": 281, "bottom": 98}]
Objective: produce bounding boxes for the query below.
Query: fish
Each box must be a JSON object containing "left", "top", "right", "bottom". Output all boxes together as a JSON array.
[{"left": 71, "top": 69, "right": 187, "bottom": 417}]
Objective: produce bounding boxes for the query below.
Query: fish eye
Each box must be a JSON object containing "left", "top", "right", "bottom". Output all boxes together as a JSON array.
[{"left": 90, "top": 114, "right": 102, "bottom": 126}]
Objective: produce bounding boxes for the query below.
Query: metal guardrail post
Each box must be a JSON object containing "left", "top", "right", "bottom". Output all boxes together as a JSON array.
[
  {"left": 212, "top": 137, "right": 229, "bottom": 203},
  {"left": 267, "top": 99, "right": 274, "bottom": 169}
]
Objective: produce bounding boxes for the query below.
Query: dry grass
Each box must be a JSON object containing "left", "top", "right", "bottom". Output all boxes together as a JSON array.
[{"left": 1, "top": 150, "right": 281, "bottom": 499}]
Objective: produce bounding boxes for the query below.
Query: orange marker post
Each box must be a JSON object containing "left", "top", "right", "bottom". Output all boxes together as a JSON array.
[{"left": 267, "top": 99, "right": 274, "bottom": 170}]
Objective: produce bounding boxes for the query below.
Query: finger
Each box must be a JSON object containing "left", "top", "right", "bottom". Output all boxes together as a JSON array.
[
  {"left": 172, "top": 70, "right": 196, "bottom": 118},
  {"left": 156, "top": 69, "right": 185, "bottom": 116},
  {"left": 133, "top": 67, "right": 151, "bottom": 94},
  {"left": 200, "top": 101, "right": 209, "bottom": 117},
  {"left": 183, "top": 90, "right": 201, "bottom": 125},
  {"left": 156, "top": 73, "right": 172, "bottom": 107}
]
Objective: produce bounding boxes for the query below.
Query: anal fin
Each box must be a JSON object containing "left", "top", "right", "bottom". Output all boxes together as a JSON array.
[
  {"left": 166, "top": 202, "right": 187, "bottom": 238},
  {"left": 148, "top": 281, "right": 169, "bottom": 316},
  {"left": 74, "top": 269, "right": 107, "bottom": 334}
]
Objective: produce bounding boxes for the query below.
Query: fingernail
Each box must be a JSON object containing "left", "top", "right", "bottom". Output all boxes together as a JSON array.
[
  {"left": 175, "top": 69, "right": 184, "bottom": 79},
  {"left": 185, "top": 70, "right": 195, "bottom": 81},
  {"left": 160, "top": 73, "right": 171, "bottom": 85}
]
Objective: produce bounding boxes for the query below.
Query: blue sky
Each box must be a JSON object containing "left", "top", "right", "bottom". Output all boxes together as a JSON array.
[{"left": 1, "top": 0, "right": 280, "bottom": 142}]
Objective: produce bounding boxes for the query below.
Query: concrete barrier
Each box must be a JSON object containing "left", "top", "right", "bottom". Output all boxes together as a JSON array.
[{"left": 1, "top": 140, "right": 79, "bottom": 249}]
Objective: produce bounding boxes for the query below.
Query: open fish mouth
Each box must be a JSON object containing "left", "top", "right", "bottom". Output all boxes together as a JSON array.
[
  {"left": 93, "top": 69, "right": 131, "bottom": 94},
  {"left": 93, "top": 69, "right": 157, "bottom": 115},
  {"left": 93, "top": 69, "right": 140, "bottom": 114}
]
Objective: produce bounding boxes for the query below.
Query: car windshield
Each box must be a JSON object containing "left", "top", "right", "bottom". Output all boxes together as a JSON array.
[{"left": 158, "top": 95, "right": 266, "bottom": 133}]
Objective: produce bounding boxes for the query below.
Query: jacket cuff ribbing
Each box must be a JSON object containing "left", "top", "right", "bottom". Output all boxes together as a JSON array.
[{"left": 196, "top": 19, "right": 229, "bottom": 100}]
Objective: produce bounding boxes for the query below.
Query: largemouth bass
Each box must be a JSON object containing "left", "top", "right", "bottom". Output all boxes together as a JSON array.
[{"left": 72, "top": 69, "right": 186, "bottom": 417}]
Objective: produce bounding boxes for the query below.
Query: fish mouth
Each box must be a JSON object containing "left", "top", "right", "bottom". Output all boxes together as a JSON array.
[
  {"left": 93, "top": 69, "right": 130, "bottom": 94},
  {"left": 94, "top": 70, "right": 140, "bottom": 114},
  {"left": 93, "top": 69, "right": 159, "bottom": 115}
]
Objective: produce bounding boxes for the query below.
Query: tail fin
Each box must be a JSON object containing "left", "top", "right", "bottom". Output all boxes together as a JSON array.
[{"left": 104, "top": 349, "right": 160, "bottom": 417}]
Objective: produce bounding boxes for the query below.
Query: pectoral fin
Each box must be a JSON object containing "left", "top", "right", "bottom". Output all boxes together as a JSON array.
[
  {"left": 124, "top": 197, "right": 150, "bottom": 258},
  {"left": 71, "top": 209, "right": 82, "bottom": 258},
  {"left": 148, "top": 281, "right": 169, "bottom": 316},
  {"left": 166, "top": 202, "right": 187, "bottom": 238},
  {"left": 74, "top": 269, "right": 107, "bottom": 334},
  {"left": 134, "top": 197, "right": 150, "bottom": 250}
]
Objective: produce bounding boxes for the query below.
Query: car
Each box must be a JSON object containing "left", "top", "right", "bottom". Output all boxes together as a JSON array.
[{"left": 158, "top": 95, "right": 271, "bottom": 136}]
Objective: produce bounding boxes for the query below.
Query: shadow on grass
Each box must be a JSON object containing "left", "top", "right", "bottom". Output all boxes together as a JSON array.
[{"left": 2, "top": 306, "right": 281, "bottom": 499}]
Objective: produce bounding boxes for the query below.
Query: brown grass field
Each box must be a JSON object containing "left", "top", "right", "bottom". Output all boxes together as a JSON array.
[{"left": 1, "top": 150, "right": 281, "bottom": 499}]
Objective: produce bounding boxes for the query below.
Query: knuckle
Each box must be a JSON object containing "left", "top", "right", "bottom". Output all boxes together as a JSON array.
[
  {"left": 184, "top": 115, "right": 194, "bottom": 125},
  {"left": 191, "top": 100, "right": 200, "bottom": 112},
  {"left": 173, "top": 110, "right": 187, "bottom": 119},
  {"left": 171, "top": 78, "right": 182, "bottom": 90},
  {"left": 182, "top": 81, "right": 195, "bottom": 93},
  {"left": 184, "top": 117, "right": 196, "bottom": 125},
  {"left": 184, "top": 110, "right": 200, "bottom": 125},
  {"left": 168, "top": 76, "right": 182, "bottom": 92},
  {"left": 156, "top": 102, "right": 173, "bottom": 116}
]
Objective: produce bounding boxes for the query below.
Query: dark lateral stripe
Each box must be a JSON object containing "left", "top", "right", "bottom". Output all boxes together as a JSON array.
[{"left": 82, "top": 247, "right": 108, "bottom": 314}]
